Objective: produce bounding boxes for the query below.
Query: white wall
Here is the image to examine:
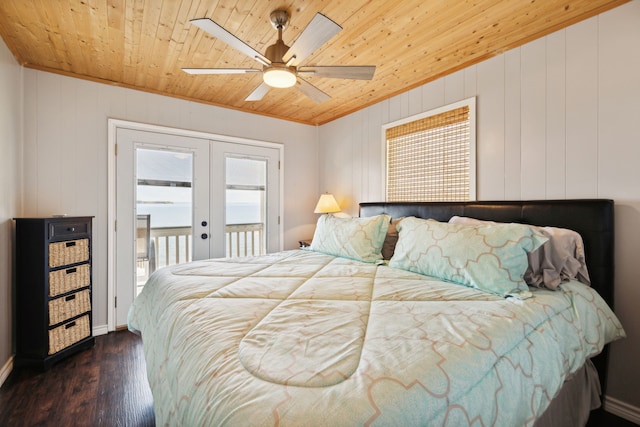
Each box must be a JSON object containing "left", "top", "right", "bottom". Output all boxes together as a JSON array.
[
  {"left": 0, "top": 35, "right": 22, "bottom": 380},
  {"left": 318, "top": 0, "right": 640, "bottom": 416},
  {"left": 21, "top": 70, "right": 319, "bottom": 332}
]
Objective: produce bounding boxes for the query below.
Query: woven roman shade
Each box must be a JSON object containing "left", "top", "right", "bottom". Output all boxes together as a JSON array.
[{"left": 386, "top": 104, "right": 472, "bottom": 202}]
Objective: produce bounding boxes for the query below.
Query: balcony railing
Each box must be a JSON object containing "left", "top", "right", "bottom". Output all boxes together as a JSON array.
[
  {"left": 138, "top": 222, "right": 265, "bottom": 292},
  {"left": 150, "top": 226, "right": 192, "bottom": 268},
  {"left": 225, "top": 223, "right": 265, "bottom": 258},
  {"left": 143, "top": 222, "right": 264, "bottom": 271}
]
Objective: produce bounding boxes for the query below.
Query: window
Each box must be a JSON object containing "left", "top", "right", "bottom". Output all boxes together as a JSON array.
[{"left": 384, "top": 98, "right": 476, "bottom": 202}]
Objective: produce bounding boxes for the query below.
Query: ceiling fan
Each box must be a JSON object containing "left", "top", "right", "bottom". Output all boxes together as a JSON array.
[{"left": 182, "top": 10, "right": 376, "bottom": 103}]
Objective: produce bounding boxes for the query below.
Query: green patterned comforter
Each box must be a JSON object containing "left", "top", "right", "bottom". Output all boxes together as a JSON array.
[{"left": 128, "top": 250, "right": 625, "bottom": 426}]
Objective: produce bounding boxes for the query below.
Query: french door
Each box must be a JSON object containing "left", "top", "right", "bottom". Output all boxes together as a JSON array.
[{"left": 115, "top": 128, "right": 280, "bottom": 327}]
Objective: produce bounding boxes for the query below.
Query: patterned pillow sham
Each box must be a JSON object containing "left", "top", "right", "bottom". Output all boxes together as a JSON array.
[
  {"left": 389, "top": 217, "right": 548, "bottom": 296},
  {"left": 309, "top": 214, "right": 391, "bottom": 263},
  {"left": 449, "top": 216, "right": 590, "bottom": 289}
]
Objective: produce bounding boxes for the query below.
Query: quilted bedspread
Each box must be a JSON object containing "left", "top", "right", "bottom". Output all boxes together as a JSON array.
[{"left": 128, "top": 249, "right": 625, "bottom": 427}]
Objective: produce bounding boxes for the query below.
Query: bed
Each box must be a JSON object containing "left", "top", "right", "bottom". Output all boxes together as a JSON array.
[{"left": 128, "top": 199, "right": 625, "bottom": 426}]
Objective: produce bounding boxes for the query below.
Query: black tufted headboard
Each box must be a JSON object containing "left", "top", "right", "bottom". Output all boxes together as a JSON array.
[{"left": 359, "top": 199, "right": 615, "bottom": 391}]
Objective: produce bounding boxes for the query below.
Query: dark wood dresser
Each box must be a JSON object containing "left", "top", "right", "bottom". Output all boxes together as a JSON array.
[{"left": 14, "top": 216, "right": 95, "bottom": 369}]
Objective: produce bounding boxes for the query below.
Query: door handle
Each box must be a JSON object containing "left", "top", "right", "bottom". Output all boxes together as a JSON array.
[{"left": 201, "top": 233, "right": 209, "bottom": 240}]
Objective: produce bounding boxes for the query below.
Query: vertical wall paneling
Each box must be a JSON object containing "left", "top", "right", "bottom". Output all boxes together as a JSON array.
[
  {"left": 36, "top": 72, "right": 64, "bottom": 214},
  {"left": 545, "top": 31, "right": 567, "bottom": 199},
  {"left": 464, "top": 66, "right": 477, "bottom": 99},
  {"left": 565, "top": 17, "right": 599, "bottom": 197},
  {"left": 520, "top": 38, "right": 547, "bottom": 200},
  {"left": 0, "top": 36, "right": 22, "bottom": 380},
  {"left": 376, "top": 100, "right": 391, "bottom": 205},
  {"left": 504, "top": 49, "right": 522, "bottom": 199},
  {"left": 400, "top": 92, "right": 410, "bottom": 119},
  {"left": 597, "top": 4, "right": 640, "bottom": 198},
  {"left": 388, "top": 94, "right": 404, "bottom": 123},
  {"left": 476, "top": 55, "right": 506, "bottom": 200},
  {"left": 444, "top": 69, "right": 465, "bottom": 104},
  {"left": 316, "top": 121, "right": 329, "bottom": 196},
  {"left": 102, "top": 83, "right": 127, "bottom": 121},
  {"left": 379, "top": 99, "right": 390, "bottom": 127},
  {"left": 147, "top": 93, "right": 182, "bottom": 129},
  {"left": 59, "top": 76, "right": 78, "bottom": 214},
  {"left": 366, "top": 102, "right": 385, "bottom": 203},
  {"left": 596, "top": 2, "right": 640, "bottom": 408},
  {"left": 23, "top": 71, "right": 38, "bottom": 215},
  {"left": 421, "top": 77, "right": 445, "bottom": 112},
  {"left": 407, "top": 86, "right": 423, "bottom": 117},
  {"left": 335, "top": 115, "right": 353, "bottom": 210},
  {"left": 351, "top": 110, "right": 364, "bottom": 211},
  {"left": 124, "top": 89, "right": 151, "bottom": 124},
  {"left": 321, "top": 115, "right": 352, "bottom": 212}
]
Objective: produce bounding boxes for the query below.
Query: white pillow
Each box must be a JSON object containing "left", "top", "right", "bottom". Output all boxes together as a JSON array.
[{"left": 309, "top": 214, "right": 390, "bottom": 263}]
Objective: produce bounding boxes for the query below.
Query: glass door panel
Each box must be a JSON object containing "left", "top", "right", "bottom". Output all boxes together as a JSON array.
[
  {"left": 225, "top": 156, "right": 267, "bottom": 257},
  {"left": 135, "top": 148, "right": 194, "bottom": 294},
  {"left": 115, "top": 128, "right": 210, "bottom": 327},
  {"left": 210, "top": 141, "right": 280, "bottom": 259}
]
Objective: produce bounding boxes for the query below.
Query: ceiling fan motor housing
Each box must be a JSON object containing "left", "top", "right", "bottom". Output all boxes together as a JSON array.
[
  {"left": 269, "top": 10, "right": 289, "bottom": 30},
  {"left": 265, "top": 39, "right": 290, "bottom": 65}
]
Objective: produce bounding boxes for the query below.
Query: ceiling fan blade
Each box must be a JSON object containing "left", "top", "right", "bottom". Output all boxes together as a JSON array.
[
  {"left": 282, "top": 13, "right": 341, "bottom": 67},
  {"left": 182, "top": 68, "right": 261, "bottom": 75},
  {"left": 296, "top": 78, "right": 331, "bottom": 103},
  {"left": 190, "top": 18, "right": 271, "bottom": 66},
  {"left": 245, "top": 82, "right": 271, "bottom": 101},
  {"left": 297, "top": 65, "right": 375, "bottom": 80}
]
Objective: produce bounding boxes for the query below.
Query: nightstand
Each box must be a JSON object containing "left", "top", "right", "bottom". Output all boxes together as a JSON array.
[{"left": 299, "top": 239, "right": 312, "bottom": 248}]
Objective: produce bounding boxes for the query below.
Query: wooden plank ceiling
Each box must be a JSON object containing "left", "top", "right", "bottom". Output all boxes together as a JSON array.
[{"left": 0, "top": 0, "right": 628, "bottom": 125}]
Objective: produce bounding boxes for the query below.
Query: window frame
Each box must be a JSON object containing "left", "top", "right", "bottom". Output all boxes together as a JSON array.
[{"left": 382, "top": 97, "right": 477, "bottom": 202}]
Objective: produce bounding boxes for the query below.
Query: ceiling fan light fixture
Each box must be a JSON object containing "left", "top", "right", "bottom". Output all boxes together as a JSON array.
[{"left": 263, "top": 67, "right": 296, "bottom": 88}]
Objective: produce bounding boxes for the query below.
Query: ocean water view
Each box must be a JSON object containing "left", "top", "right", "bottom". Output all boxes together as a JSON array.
[{"left": 137, "top": 202, "right": 262, "bottom": 228}]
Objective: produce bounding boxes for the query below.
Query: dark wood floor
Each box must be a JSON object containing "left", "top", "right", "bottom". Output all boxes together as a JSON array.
[
  {"left": 0, "top": 330, "right": 154, "bottom": 427},
  {"left": 0, "top": 330, "right": 636, "bottom": 426},
  {"left": 588, "top": 408, "right": 639, "bottom": 427}
]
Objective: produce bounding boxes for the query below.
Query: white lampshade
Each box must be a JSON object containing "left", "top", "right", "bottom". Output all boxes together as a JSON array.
[
  {"left": 263, "top": 68, "right": 296, "bottom": 88},
  {"left": 314, "top": 193, "right": 341, "bottom": 214}
]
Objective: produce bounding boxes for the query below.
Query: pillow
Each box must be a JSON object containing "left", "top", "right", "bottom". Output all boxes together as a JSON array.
[
  {"left": 381, "top": 217, "right": 404, "bottom": 260},
  {"left": 309, "top": 214, "right": 390, "bottom": 263},
  {"left": 449, "top": 216, "right": 590, "bottom": 289},
  {"left": 389, "top": 217, "right": 547, "bottom": 296}
]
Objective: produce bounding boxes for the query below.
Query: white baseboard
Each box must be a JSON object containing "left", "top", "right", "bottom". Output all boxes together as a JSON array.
[
  {"left": 603, "top": 395, "right": 640, "bottom": 425},
  {"left": 0, "top": 355, "right": 13, "bottom": 389},
  {"left": 93, "top": 324, "right": 109, "bottom": 336}
]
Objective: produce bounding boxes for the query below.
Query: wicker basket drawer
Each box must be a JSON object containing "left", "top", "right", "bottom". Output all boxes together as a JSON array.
[
  {"left": 48, "top": 289, "right": 91, "bottom": 326},
  {"left": 49, "top": 263, "right": 90, "bottom": 297},
  {"left": 49, "top": 239, "right": 89, "bottom": 268},
  {"left": 48, "top": 315, "right": 90, "bottom": 355}
]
